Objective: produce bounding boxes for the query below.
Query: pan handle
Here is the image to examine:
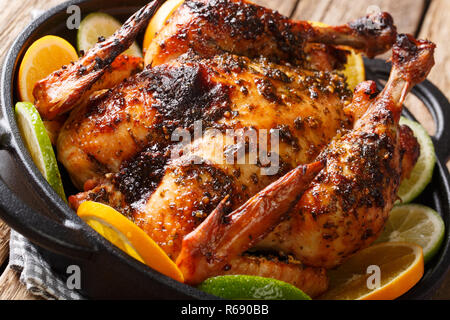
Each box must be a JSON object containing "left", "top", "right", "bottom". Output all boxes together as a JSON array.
[{"left": 0, "top": 119, "right": 95, "bottom": 260}]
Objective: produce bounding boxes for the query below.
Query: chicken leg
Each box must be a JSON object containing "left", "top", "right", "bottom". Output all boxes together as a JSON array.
[
  {"left": 257, "top": 34, "right": 435, "bottom": 268},
  {"left": 147, "top": 0, "right": 396, "bottom": 66}
]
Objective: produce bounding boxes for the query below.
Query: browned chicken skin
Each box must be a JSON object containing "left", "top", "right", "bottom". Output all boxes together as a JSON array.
[
  {"left": 256, "top": 35, "right": 434, "bottom": 268},
  {"left": 59, "top": 53, "right": 351, "bottom": 190},
  {"left": 32, "top": 0, "right": 433, "bottom": 298},
  {"left": 176, "top": 35, "right": 431, "bottom": 282},
  {"left": 220, "top": 254, "right": 329, "bottom": 298},
  {"left": 176, "top": 161, "right": 325, "bottom": 285},
  {"left": 146, "top": 0, "right": 396, "bottom": 66}
]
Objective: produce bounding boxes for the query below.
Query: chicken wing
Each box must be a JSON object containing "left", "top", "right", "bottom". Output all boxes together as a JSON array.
[
  {"left": 176, "top": 161, "right": 325, "bottom": 285},
  {"left": 33, "top": 0, "right": 162, "bottom": 120}
]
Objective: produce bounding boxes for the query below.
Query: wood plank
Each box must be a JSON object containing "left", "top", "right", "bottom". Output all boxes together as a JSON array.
[
  {"left": 252, "top": 0, "right": 299, "bottom": 17},
  {"left": 417, "top": 1, "right": 450, "bottom": 171},
  {"left": 0, "top": 223, "right": 9, "bottom": 266},
  {"left": 0, "top": 266, "right": 42, "bottom": 300},
  {"left": 292, "top": 0, "right": 427, "bottom": 67},
  {"left": 292, "top": 0, "right": 426, "bottom": 34},
  {"left": 0, "top": 0, "right": 64, "bottom": 61},
  {"left": 418, "top": 0, "right": 450, "bottom": 107}
]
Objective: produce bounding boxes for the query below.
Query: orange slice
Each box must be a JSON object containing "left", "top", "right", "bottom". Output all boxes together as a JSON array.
[
  {"left": 319, "top": 242, "right": 424, "bottom": 300},
  {"left": 77, "top": 201, "right": 184, "bottom": 283},
  {"left": 341, "top": 47, "right": 366, "bottom": 91},
  {"left": 17, "top": 35, "right": 78, "bottom": 103}
]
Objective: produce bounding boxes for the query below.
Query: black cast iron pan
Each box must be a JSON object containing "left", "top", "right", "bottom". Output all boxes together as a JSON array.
[{"left": 0, "top": 0, "right": 449, "bottom": 300}]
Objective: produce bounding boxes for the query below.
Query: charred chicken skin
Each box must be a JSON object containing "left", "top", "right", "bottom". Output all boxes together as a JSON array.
[{"left": 33, "top": 0, "right": 434, "bottom": 298}]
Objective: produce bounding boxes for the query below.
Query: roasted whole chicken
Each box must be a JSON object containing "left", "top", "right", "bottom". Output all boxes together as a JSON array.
[{"left": 33, "top": 0, "right": 434, "bottom": 298}]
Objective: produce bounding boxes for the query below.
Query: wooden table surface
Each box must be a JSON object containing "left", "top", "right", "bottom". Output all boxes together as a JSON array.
[{"left": 0, "top": 0, "right": 449, "bottom": 300}]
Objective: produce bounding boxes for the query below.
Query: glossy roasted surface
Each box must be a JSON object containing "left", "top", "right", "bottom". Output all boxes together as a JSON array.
[
  {"left": 146, "top": 0, "right": 396, "bottom": 66},
  {"left": 61, "top": 52, "right": 351, "bottom": 191}
]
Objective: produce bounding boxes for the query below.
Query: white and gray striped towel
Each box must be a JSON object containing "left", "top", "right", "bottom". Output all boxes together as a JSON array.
[{"left": 9, "top": 230, "right": 84, "bottom": 300}]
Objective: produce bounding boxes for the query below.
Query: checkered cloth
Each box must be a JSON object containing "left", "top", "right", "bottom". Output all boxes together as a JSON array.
[{"left": 9, "top": 230, "right": 84, "bottom": 300}]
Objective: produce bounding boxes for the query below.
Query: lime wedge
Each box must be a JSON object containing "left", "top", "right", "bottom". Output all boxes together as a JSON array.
[
  {"left": 15, "top": 102, "right": 66, "bottom": 202},
  {"left": 77, "top": 12, "right": 142, "bottom": 57},
  {"left": 198, "top": 275, "right": 311, "bottom": 300},
  {"left": 397, "top": 117, "right": 436, "bottom": 204},
  {"left": 376, "top": 204, "right": 445, "bottom": 263}
]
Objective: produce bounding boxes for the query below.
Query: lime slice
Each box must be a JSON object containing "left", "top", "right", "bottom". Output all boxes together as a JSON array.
[
  {"left": 376, "top": 204, "right": 445, "bottom": 263},
  {"left": 198, "top": 275, "right": 311, "bottom": 300},
  {"left": 77, "top": 12, "right": 142, "bottom": 57},
  {"left": 15, "top": 102, "right": 67, "bottom": 202},
  {"left": 397, "top": 117, "right": 436, "bottom": 203}
]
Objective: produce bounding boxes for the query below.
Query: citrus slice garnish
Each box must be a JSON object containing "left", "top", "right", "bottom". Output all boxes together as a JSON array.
[
  {"left": 199, "top": 275, "right": 311, "bottom": 300},
  {"left": 319, "top": 242, "right": 424, "bottom": 300},
  {"left": 77, "top": 12, "right": 142, "bottom": 57},
  {"left": 77, "top": 201, "right": 184, "bottom": 282},
  {"left": 17, "top": 35, "right": 78, "bottom": 103},
  {"left": 341, "top": 48, "right": 366, "bottom": 90},
  {"left": 143, "top": 0, "right": 185, "bottom": 65},
  {"left": 397, "top": 117, "right": 436, "bottom": 204},
  {"left": 376, "top": 204, "right": 445, "bottom": 263},
  {"left": 15, "top": 102, "right": 66, "bottom": 201}
]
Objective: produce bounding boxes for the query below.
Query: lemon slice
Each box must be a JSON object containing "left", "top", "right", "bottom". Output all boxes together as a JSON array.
[
  {"left": 77, "top": 12, "right": 142, "bottom": 57},
  {"left": 376, "top": 204, "right": 445, "bottom": 263},
  {"left": 199, "top": 275, "right": 311, "bottom": 300},
  {"left": 15, "top": 102, "right": 66, "bottom": 201},
  {"left": 17, "top": 35, "right": 78, "bottom": 103},
  {"left": 398, "top": 117, "right": 436, "bottom": 204},
  {"left": 77, "top": 201, "right": 184, "bottom": 282},
  {"left": 320, "top": 242, "right": 424, "bottom": 300}
]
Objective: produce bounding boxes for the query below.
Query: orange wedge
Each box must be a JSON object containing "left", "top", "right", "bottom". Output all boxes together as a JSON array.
[
  {"left": 18, "top": 35, "right": 78, "bottom": 103},
  {"left": 319, "top": 242, "right": 424, "bottom": 300},
  {"left": 77, "top": 201, "right": 184, "bottom": 283},
  {"left": 309, "top": 21, "right": 365, "bottom": 90},
  {"left": 341, "top": 47, "right": 366, "bottom": 91},
  {"left": 143, "top": 0, "right": 185, "bottom": 64}
]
